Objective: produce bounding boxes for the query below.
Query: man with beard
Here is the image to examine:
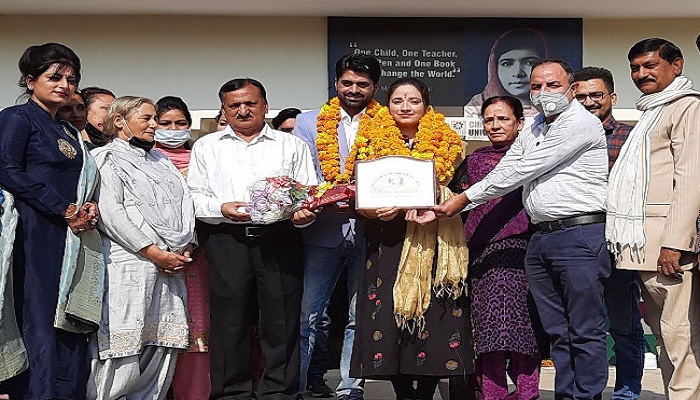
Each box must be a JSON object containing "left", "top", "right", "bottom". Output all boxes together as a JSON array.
[
  {"left": 81, "top": 86, "right": 115, "bottom": 149},
  {"left": 292, "top": 54, "right": 382, "bottom": 400},
  {"left": 188, "top": 78, "right": 318, "bottom": 399},
  {"left": 607, "top": 38, "right": 700, "bottom": 399},
  {"left": 574, "top": 66, "right": 645, "bottom": 400}
]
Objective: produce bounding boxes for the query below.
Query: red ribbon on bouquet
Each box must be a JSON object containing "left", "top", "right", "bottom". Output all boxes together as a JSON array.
[{"left": 302, "top": 184, "right": 356, "bottom": 210}]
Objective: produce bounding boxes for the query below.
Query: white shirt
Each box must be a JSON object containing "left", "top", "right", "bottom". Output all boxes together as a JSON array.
[
  {"left": 339, "top": 107, "right": 364, "bottom": 149},
  {"left": 187, "top": 124, "right": 318, "bottom": 225},
  {"left": 464, "top": 101, "right": 608, "bottom": 224}
]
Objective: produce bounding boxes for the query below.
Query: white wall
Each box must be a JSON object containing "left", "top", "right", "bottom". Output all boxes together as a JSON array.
[
  {"left": 584, "top": 19, "right": 700, "bottom": 108},
  {"left": 2, "top": 16, "right": 699, "bottom": 114},
  {"left": 0, "top": 15, "right": 327, "bottom": 111}
]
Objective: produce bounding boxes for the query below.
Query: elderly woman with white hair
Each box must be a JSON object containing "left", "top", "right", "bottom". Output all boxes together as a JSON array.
[{"left": 86, "top": 96, "right": 196, "bottom": 398}]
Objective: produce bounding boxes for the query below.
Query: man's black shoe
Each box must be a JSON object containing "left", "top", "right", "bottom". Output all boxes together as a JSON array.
[{"left": 307, "top": 379, "right": 334, "bottom": 398}]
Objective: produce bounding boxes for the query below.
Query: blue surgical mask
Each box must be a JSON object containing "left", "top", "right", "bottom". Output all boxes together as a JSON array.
[
  {"left": 530, "top": 86, "right": 572, "bottom": 117},
  {"left": 154, "top": 129, "right": 191, "bottom": 148}
]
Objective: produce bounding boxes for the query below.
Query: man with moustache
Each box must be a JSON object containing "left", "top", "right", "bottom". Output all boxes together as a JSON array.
[
  {"left": 293, "top": 54, "right": 382, "bottom": 400},
  {"left": 188, "top": 78, "right": 318, "bottom": 399},
  {"left": 573, "top": 66, "right": 645, "bottom": 400},
  {"left": 607, "top": 38, "right": 700, "bottom": 399},
  {"left": 81, "top": 86, "right": 115, "bottom": 148},
  {"left": 424, "top": 60, "right": 610, "bottom": 399}
]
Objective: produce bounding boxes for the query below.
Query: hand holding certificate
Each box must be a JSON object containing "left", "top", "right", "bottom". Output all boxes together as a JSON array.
[{"left": 354, "top": 156, "right": 437, "bottom": 209}]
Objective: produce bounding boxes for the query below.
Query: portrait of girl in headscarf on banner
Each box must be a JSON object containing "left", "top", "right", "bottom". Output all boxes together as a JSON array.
[{"left": 465, "top": 28, "right": 550, "bottom": 117}]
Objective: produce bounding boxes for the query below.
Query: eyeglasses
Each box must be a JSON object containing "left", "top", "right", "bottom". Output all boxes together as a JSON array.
[{"left": 575, "top": 92, "right": 606, "bottom": 103}]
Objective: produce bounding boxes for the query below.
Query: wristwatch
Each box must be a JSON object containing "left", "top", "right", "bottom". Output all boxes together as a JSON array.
[{"left": 64, "top": 203, "right": 79, "bottom": 219}]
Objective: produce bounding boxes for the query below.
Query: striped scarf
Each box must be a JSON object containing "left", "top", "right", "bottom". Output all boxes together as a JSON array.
[{"left": 606, "top": 75, "right": 700, "bottom": 262}]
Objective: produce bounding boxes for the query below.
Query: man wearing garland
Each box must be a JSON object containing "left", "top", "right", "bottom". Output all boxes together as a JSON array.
[{"left": 292, "top": 54, "right": 382, "bottom": 400}]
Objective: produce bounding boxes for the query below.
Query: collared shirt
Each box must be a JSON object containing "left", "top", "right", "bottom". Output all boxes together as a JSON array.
[
  {"left": 602, "top": 115, "right": 633, "bottom": 171},
  {"left": 187, "top": 124, "right": 318, "bottom": 225},
  {"left": 464, "top": 101, "right": 608, "bottom": 224},
  {"left": 339, "top": 107, "right": 364, "bottom": 149}
]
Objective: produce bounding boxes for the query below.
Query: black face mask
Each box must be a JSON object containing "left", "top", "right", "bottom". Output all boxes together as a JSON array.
[
  {"left": 128, "top": 136, "right": 155, "bottom": 152},
  {"left": 84, "top": 123, "right": 111, "bottom": 147}
]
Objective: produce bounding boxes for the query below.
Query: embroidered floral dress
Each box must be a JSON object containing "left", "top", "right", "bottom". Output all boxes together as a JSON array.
[{"left": 350, "top": 215, "right": 474, "bottom": 378}]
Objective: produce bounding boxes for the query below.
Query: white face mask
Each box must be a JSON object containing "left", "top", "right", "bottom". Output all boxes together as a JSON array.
[
  {"left": 530, "top": 86, "right": 572, "bottom": 117},
  {"left": 154, "top": 129, "right": 191, "bottom": 148}
]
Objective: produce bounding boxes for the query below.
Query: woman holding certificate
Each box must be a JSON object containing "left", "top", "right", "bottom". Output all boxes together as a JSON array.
[{"left": 350, "top": 78, "right": 472, "bottom": 400}]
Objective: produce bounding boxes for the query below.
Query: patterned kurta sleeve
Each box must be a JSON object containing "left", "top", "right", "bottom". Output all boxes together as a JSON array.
[{"left": 94, "top": 157, "right": 153, "bottom": 253}]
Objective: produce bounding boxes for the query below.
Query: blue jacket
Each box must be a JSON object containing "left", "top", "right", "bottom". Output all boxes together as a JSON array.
[{"left": 293, "top": 109, "right": 365, "bottom": 248}]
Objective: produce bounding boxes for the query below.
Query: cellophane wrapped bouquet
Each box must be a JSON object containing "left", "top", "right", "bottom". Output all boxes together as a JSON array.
[{"left": 247, "top": 176, "right": 355, "bottom": 224}]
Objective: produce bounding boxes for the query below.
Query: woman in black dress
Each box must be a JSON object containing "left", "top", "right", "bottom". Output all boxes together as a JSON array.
[{"left": 351, "top": 78, "right": 473, "bottom": 400}]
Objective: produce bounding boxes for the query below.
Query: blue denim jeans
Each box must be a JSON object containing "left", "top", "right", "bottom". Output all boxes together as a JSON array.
[
  {"left": 604, "top": 264, "right": 645, "bottom": 400},
  {"left": 299, "top": 239, "right": 364, "bottom": 397},
  {"left": 307, "top": 312, "right": 331, "bottom": 382}
]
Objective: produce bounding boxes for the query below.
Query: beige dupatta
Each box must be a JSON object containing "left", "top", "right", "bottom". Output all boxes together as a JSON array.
[{"left": 393, "top": 187, "right": 469, "bottom": 332}]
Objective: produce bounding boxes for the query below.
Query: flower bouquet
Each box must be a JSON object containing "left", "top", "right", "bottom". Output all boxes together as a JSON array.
[{"left": 246, "top": 176, "right": 355, "bottom": 224}]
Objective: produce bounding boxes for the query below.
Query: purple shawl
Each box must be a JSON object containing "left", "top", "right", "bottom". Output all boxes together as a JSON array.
[{"left": 462, "top": 145, "right": 530, "bottom": 246}]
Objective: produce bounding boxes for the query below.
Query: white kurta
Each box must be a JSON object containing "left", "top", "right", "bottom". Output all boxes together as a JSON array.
[{"left": 92, "top": 140, "right": 190, "bottom": 360}]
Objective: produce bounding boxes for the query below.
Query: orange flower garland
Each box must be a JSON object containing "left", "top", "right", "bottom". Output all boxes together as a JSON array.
[
  {"left": 315, "top": 97, "right": 382, "bottom": 184},
  {"left": 354, "top": 106, "right": 462, "bottom": 184}
]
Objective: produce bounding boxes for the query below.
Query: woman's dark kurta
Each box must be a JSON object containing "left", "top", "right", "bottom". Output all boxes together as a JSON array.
[{"left": 0, "top": 100, "right": 89, "bottom": 399}]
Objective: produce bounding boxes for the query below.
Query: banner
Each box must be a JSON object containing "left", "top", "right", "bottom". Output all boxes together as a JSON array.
[{"left": 328, "top": 17, "right": 582, "bottom": 118}]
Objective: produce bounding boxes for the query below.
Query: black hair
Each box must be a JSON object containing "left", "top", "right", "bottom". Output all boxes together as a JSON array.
[
  {"left": 272, "top": 108, "right": 302, "bottom": 130},
  {"left": 335, "top": 54, "right": 382, "bottom": 85},
  {"left": 627, "top": 38, "right": 683, "bottom": 63},
  {"left": 218, "top": 78, "right": 267, "bottom": 102},
  {"left": 386, "top": 77, "right": 431, "bottom": 107},
  {"left": 531, "top": 59, "right": 575, "bottom": 85},
  {"left": 696, "top": 34, "right": 700, "bottom": 53},
  {"left": 18, "top": 43, "right": 81, "bottom": 95},
  {"left": 81, "top": 86, "right": 115, "bottom": 108},
  {"left": 156, "top": 96, "right": 192, "bottom": 126},
  {"left": 481, "top": 96, "right": 524, "bottom": 120},
  {"left": 573, "top": 66, "right": 615, "bottom": 93}
]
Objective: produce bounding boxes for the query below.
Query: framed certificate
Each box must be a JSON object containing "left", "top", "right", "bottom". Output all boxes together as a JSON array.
[{"left": 355, "top": 156, "right": 436, "bottom": 209}]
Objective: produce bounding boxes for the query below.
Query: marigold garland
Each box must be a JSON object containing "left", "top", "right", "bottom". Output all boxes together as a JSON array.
[
  {"left": 315, "top": 97, "right": 382, "bottom": 184},
  {"left": 354, "top": 106, "right": 462, "bottom": 184}
]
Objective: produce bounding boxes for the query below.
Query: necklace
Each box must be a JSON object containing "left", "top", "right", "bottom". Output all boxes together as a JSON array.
[
  {"left": 355, "top": 106, "right": 463, "bottom": 184},
  {"left": 315, "top": 97, "right": 381, "bottom": 184}
]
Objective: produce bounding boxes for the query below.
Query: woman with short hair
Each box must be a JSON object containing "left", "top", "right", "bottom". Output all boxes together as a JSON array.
[{"left": 87, "top": 96, "right": 196, "bottom": 398}]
